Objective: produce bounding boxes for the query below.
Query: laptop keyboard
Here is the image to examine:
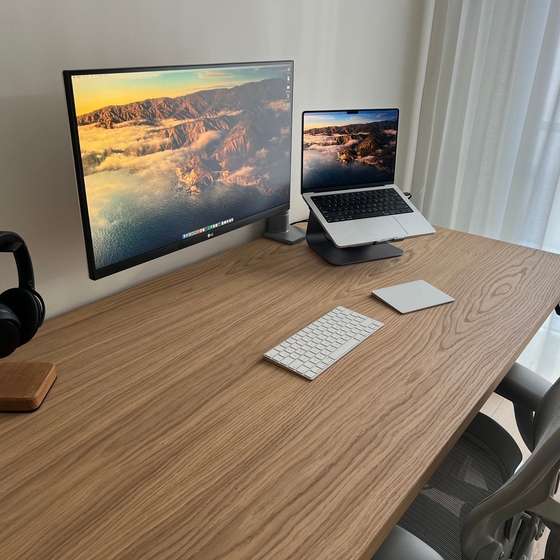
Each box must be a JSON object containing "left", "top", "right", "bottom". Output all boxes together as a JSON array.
[{"left": 311, "top": 188, "right": 413, "bottom": 223}]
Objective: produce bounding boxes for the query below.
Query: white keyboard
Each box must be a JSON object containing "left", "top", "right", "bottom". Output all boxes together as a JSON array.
[{"left": 263, "top": 306, "right": 383, "bottom": 380}]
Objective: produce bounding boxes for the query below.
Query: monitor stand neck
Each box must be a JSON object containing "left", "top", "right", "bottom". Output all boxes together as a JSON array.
[{"left": 306, "top": 212, "right": 404, "bottom": 265}]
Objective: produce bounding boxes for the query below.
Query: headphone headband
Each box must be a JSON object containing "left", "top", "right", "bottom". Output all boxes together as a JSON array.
[{"left": 0, "top": 231, "right": 35, "bottom": 291}]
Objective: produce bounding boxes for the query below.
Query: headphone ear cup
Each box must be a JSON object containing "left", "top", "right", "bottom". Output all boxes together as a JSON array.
[
  {"left": 0, "top": 302, "right": 21, "bottom": 358},
  {"left": 0, "top": 288, "right": 42, "bottom": 346}
]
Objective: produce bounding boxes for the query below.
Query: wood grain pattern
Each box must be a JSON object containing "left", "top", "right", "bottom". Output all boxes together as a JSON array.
[
  {"left": 0, "top": 362, "right": 56, "bottom": 411},
  {"left": 1, "top": 227, "right": 560, "bottom": 559}
]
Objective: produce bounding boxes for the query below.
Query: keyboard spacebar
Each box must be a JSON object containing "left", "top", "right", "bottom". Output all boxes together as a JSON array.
[
  {"left": 353, "top": 211, "right": 384, "bottom": 219},
  {"left": 330, "top": 338, "right": 360, "bottom": 360}
]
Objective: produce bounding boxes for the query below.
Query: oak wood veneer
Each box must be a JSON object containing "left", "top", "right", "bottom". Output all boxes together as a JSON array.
[
  {"left": 1, "top": 227, "right": 560, "bottom": 559},
  {"left": 0, "top": 362, "right": 56, "bottom": 411}
]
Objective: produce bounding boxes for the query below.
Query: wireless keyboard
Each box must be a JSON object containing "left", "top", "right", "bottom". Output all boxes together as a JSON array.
[{"left": 263, "top": 306, "right": 383, "bottom": 380}]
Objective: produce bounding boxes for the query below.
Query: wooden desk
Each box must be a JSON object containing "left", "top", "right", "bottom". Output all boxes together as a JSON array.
[{"left": 2, "top": 227, "right": 560, "bottom": 560}]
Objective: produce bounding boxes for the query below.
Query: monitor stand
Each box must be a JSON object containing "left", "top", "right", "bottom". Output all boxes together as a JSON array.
[
  {"left": 264, "top": 210, "right": 306, "bottom": 245},
  {"left": 306, "top": 213, "right": 403, "bottom": 265}
]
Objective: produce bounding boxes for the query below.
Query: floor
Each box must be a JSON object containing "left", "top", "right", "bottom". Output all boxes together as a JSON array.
[{"left": 480, "top": 394, "right": 547, "bottom": 560}]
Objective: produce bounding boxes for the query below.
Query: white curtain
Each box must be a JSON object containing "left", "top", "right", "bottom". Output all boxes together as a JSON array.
[{"left": 413, "top": 0, "right": 560, "bottom": 382}]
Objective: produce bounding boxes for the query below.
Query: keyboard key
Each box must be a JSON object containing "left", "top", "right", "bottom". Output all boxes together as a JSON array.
[{"left": 330, "top": 339, "right": 359, "bottom": 360}]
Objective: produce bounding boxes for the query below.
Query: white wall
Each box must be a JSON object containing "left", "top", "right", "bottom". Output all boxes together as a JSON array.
[{"left": 0, "top": 0, "right": 434, "bottom": 319}]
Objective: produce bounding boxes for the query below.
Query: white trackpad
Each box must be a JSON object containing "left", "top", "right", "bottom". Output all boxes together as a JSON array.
[{"left": 372, "top": 280, "right": 454, "bottom": 314}]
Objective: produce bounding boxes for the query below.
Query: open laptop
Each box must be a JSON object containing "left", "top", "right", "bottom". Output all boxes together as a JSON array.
[{"left": 301, "top": 109, "right": 435, "bottom": 248}]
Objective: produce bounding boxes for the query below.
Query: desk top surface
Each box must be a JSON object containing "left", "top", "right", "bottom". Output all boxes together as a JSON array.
[{"left": 2, "top": 228, "right": 560, "bottom": 560}]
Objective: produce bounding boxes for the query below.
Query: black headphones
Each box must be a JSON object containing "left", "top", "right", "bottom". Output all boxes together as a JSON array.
[{"left": 0, "top": 231, "right": 45, "bottom": 359}]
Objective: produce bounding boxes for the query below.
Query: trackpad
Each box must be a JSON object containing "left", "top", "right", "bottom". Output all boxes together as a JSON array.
[{"left": 354, "top": 216, "right": 406, "bottom": 243}]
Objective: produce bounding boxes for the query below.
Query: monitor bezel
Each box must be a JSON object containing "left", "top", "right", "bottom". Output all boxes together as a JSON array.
[
  {"left": 63, "top": 60, "right": 294, "bottom": 280},
  {"left": 300, "top": 108, "right": 399, "bottom": 194}
]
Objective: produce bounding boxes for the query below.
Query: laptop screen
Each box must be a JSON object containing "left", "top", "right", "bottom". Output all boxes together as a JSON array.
[{"left": 301, "top": 109, "right": 399, "bottom": 192}]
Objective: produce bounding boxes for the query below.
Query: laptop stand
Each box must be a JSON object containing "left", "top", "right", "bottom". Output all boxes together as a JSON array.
[{"left": 306, "top": 213, "right": 403, "bottom": 265}]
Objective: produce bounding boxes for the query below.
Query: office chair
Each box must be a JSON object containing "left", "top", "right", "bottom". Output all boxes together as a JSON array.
[{"left": 373, "top": 362, "right": 560, "bottom": 560}]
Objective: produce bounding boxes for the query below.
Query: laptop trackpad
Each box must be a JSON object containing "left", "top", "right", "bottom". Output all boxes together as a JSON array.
[{"left": 357, "top": 216, "right": 406, "bottom": 242}]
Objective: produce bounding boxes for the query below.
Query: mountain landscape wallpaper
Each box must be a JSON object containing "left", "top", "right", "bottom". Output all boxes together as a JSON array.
[
  {"left": 302, "top": 110, "right": 398, "bottom": 191},
  {"left": 70, "top": 64, "right": 292, "bottom": 270}
]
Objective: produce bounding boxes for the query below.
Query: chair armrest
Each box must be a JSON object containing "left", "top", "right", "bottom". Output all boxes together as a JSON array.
[
  {"left": 372, "top": 525, "right": 444, "bottom": 560},
  {"left": 495, "top": 362, "right": 552, "bottom": 451},
  {"left": 495, "top": 362, "right": 551, "bottom": 411}
]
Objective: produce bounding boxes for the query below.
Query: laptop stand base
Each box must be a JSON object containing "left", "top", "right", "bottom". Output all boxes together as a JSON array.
[{"left": 306, "top": 213, "right": 404, "bottom": 265}]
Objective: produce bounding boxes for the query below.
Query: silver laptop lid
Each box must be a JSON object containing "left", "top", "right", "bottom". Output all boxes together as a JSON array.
[{"left": 301, "top": 109, "right": 399, "bottom": 194}]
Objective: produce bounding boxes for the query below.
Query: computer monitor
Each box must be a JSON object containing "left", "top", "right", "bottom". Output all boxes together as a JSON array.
[{"left": 63, "top": 60, "right": 294, "bottom": 280}]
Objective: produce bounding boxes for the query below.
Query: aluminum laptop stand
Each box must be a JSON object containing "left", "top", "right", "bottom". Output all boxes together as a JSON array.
[{"left": 306, "top": 212, "right": 403, "bottom": 265}]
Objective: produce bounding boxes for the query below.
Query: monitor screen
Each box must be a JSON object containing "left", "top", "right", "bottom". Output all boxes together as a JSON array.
[
  {"left": 64, "top": 60, "right": 293, "bottom": 280},
  {"left": 301, "top": 109, "right": 398, "bottom": 192}
]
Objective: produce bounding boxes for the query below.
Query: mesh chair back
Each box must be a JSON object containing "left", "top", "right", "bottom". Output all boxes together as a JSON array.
[{"left": 461, "top": 376, "right": 560, "bottom": 560}]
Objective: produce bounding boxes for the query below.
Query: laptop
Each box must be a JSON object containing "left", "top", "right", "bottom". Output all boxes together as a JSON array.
[{"left": 301, "top": 109, "right": 435, "bottom": 248}]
